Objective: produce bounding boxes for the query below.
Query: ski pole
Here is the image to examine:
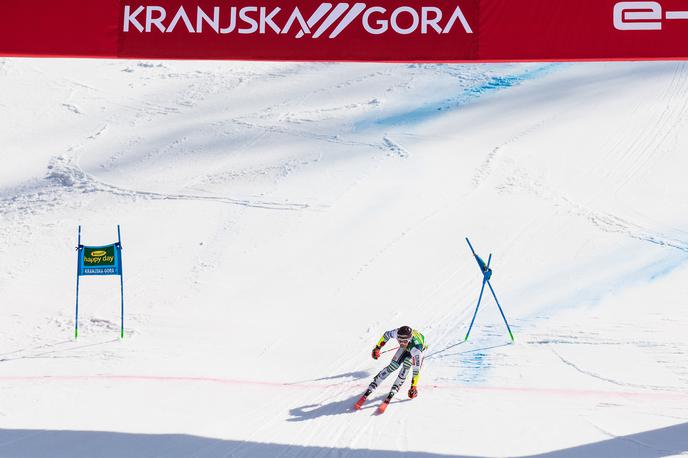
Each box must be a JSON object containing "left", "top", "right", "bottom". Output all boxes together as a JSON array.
[{"left": 380, "top": 346, "right": 399, "bottom": 354}]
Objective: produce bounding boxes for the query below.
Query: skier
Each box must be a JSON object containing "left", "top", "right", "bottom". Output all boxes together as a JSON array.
[{"left": 354, "top": 325, "right": 427, "bottom": 413}]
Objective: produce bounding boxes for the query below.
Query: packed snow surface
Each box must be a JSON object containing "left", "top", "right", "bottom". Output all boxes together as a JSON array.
[{"left": 1, "top": 58, "right": 687, "bottom": 457}]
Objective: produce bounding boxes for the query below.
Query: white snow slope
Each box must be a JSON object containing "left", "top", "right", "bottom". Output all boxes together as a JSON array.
[{"left": 1, "top": 58, "right": 688, "bottom": 458}]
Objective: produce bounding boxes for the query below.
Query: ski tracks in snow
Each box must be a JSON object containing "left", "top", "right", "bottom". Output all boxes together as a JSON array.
[
  {"left": 499, "top": 167, "right": 688, "bottom": 253},
  {"left": 471, "top": 110, "right": 562, "bottom": 189},
  {"left": 0, "top": 156, "right": 312, "bottom": 216},
  {"left": 609, "top": 62, "right": 688, "bottom": 194},
  {"left": 0, "top": 337, "right": 120, "bottom": 364},
  {"left": 550, "top": 345, "right": 687, "bottom": 393},
  {"left": 588, "top": 420, "right": 688, "bottom": 457},
  {"left": 470, "top": 63, "right": 688, "bottom": 255}
]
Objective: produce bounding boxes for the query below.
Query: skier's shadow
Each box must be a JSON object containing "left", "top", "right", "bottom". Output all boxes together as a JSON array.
[{"left": 288, "top": 395, "right": 412, "bottom": 421}]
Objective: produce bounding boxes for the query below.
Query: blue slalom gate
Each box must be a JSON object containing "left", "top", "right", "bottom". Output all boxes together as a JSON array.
[
  {"left": 464, "top": 237, "right": 514, "bottom": 342},
  {"left": 75, "top": 225, "right": 125, "bottom": 339}
]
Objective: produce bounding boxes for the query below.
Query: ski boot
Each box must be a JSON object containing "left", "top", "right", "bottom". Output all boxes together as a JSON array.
[{"left": 354, "top": 388, "right": 374, "bottom": 410}]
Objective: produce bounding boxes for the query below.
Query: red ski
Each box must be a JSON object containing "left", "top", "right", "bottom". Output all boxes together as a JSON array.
[
  {"left": 377, "top": 399, "right": 390, "bottom": 414},
  {"left": 353, "top": 395, "right": 367, "bottom": 410}
]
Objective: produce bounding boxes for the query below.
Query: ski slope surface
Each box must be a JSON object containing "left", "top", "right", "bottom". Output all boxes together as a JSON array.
[{"left": 1, "top": 58, "right": 688, "bottom": 457}]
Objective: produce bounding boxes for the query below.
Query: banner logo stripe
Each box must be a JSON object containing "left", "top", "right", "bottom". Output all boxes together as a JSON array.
[
  {"left": 296, "top": 3, "right": 334, "bottom": 38},
  {"left": 329, "top": 3, "right": 367, "bottom": 38},
  {"left": 312, "top": 3, "right": 351, "bottom": 38}
]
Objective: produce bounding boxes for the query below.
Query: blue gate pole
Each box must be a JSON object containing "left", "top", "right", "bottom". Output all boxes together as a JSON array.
[
  {"left": 466, "top": 237, "right": 478, "bottom": 260},
  {"left": 465, "top": 278, "right": 487, "bottom": 341},
  {"left": 486, "top": 281, "right": 515, "bottom": 342},
  {"left": 464, "top": 253, "right": 491, "bottom": 341},
  {"left": 118, "top": 225, "right": 124, "bottom": 339},
  {"left": 75, "top": 225, "right": 81, "bottom": 339},
  {"left": 466, "top": 237, "right": 491, "bottom": 276}
]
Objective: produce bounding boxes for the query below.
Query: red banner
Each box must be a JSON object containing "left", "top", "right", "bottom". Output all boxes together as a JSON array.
[{"left": 1, "top": 0, "right": 688, "bottom": 61}]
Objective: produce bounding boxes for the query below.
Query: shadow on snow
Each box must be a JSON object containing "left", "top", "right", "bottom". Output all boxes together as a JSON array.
[
  {"left": 288, "top": 394, "right": 413, "bottom": 422},
  {"left": 0, "top": 422, "right": 686, "bottom": 457}
]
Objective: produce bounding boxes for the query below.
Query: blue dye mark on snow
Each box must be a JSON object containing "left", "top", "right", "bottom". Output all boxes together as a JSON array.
[
  {"left": 647, "top": 253, "right": 687, "bottom": 281},
  {"left": 459, "top": 351, "right": 488, "bottom": 383},
  {"left": 356, "top": 63, "right": 563, "bottom": 130},
  {"left": 523, "top": 249, "right": 688, "bottom": 320},
  {"left": 445, "top": 247, "right": 686, "bottom": 385}
]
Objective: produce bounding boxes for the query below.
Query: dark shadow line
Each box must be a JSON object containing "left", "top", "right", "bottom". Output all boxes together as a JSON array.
[
  {"left": 284, "top": 371, "right": 370, "bottom": 386},
  {"left": 425, "top": 340, "right": 467, "bottom": 359},
  {"left": 0, "top": 339, "right": 73, "bottom": 358},
  {"left": 0, "top": 421, "right": 686, "bottom": 457},
  {"left": 288, "top": 393, "right": 414, "bottom": 422},
  {"left": 429, "top": 343, "right": 513, "bottom": 360}
]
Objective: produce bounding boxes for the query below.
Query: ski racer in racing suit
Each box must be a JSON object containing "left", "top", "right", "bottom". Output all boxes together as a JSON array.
[{"left": 360, "top": 326, "right": 427, "bottom": 405}]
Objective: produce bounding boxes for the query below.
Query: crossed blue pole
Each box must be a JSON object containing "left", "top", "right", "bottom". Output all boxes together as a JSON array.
[
  {"left": 464, "top": 237, "right": 514, "bottom": 342},
  {"left": 75, "top": 225, "right": 82, "bottom": 339},
  {"left": 117, "top": 225, "right": 124, "bottom": 339}
]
